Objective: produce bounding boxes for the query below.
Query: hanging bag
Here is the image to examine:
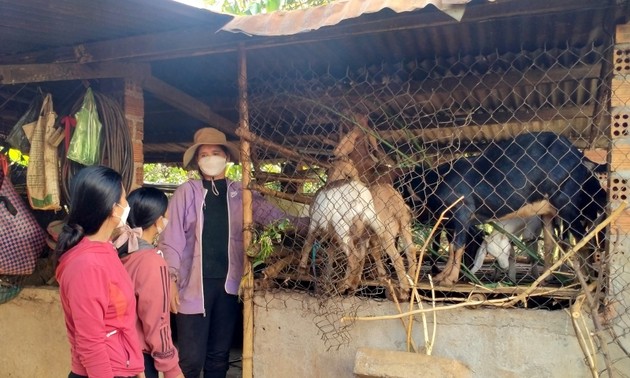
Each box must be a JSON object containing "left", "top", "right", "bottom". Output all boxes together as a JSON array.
[
  {"left": 6, "top": 94, "right": 44, "bottom": 153},
  {"left": 67, "top": 88, "right": 102, "bottom": 166},
  {"left": 24, "top": 93, "right": 62, "bottom": 210},
  {"left": 0, "top": 155, "right": 47, "bottom": 275}
]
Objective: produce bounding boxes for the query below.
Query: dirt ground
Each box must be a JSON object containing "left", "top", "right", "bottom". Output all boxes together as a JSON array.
[{"left": 0, "top": 286, "right": 244, "bottom": 377}]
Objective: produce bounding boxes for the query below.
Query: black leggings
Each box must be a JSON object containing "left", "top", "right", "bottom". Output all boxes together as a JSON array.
[{"left": 176, "top": 278, "right": 240, "bottom": 378}]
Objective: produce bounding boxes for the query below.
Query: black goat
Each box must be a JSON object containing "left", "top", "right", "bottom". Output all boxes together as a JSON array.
[{"left": 395, "top": 132, "right": 605, "bottom": 286}]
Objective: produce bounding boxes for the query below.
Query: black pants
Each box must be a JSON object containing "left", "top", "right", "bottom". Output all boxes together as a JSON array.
[
  {"left": 176, "top": 278, "right": 240, "bottom": 378},
  {"left": 143, "top": 352, "right": 159, "bottom": 378}
]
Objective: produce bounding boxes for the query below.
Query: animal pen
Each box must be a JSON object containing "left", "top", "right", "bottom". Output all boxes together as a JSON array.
[
  {"left": 1, "top": 0, "right": 630, "bottom": 377},
  {"left": 224, "top": 4, "right": 630, "bottom": 377}
]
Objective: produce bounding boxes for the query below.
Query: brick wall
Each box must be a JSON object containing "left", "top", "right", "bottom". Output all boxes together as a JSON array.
[{"left": 123, "top": 79, "right": 145, "bottom": 188}]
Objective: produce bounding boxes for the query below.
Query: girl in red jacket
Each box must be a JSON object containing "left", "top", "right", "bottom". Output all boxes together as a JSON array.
[
  {"left": 114, "top": 187, "right": 183, "bottom": 378},
  {"left": 55, "top": 165, "right": 144, "bottom": 378}
]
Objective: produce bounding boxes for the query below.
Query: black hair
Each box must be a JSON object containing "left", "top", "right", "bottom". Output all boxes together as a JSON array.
[
  {"left": 55, "top": 165, "right": 123, "bottom": 261},
  {"left": 116, "top": 187, "right": 168, "bottom": 256},
  {"left": 195, "top": 144, "right": 230, "bottom": 161},
  {"left": 127, "top": 187, "right": 168, "bottom": 230}
]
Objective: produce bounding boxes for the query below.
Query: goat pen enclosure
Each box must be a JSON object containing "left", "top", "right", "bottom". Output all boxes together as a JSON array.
[{"left": 230, "top": 6, "right": 630, "bottom": 376}]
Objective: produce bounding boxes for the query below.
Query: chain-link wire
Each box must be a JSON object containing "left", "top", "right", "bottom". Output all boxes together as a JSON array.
[{"left": 240, "top": 39, "right": 630, "bottom": 367}]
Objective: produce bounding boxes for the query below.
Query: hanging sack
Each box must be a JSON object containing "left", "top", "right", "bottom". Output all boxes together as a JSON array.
[
  {"left": 6, "top": 94, "right": 44, "bottom": 153},
  {"left": 25, "top": 93, "right": 62, "bottom": 210},
  {"left": 67, "top": 88, "right": 102, "bottom": 166},
  {"left": 0, "top": 155, "right": 47, "bottom": 275}
]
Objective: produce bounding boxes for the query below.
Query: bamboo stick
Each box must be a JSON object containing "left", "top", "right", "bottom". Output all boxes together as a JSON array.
[
  {"left": 342, "top": 203, "right": 628, "bottom": 323},
  {"left": 249, "top": 183, "right": 314, "bottom": 205},
  {"left": 405, "top": 197, "right": 464, "bottom": 352},
  {"left": 236, "top": 127, "right": 330, "bottom": 168},
  {"left": 504, "top": 203, "right": 627, "bottom": 307},
  {"left": 238, "top": 45, "right": 255, "bottom": 378},
  {"left": 254, "top": 171, "right": 320, "bottom": 184}
]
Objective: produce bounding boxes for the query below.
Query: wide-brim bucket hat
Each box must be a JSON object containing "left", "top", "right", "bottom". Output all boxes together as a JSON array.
[{"left": 182, "top": 127, "right": 240, "bottom": 169}]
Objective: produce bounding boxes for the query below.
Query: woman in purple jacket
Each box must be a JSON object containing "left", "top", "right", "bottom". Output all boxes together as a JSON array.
[{"left": 159, "top": 127, "right": 308, "bottom": 378}]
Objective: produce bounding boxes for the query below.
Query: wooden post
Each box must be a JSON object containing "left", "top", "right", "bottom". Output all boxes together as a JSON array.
[{"left": 238, "top": 44, "right": 255, "bottom": 378}]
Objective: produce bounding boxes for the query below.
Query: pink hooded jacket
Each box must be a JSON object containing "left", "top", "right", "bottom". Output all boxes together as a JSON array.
[
  {"left": 56, "top": 238, "right": 144, "bottom": 378},
  {"left": 121, "top": 244, "right": 182, "bottom": 378}
]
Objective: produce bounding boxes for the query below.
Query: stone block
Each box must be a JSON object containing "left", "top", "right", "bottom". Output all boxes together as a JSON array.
[{"left": 353, "top": 347, "right": 472, "bottom": 378}]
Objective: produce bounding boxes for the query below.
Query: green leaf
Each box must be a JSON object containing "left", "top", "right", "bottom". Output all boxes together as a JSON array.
[
  {"left": 248, "top": 2, "right": 262, "bottom": 14},
  {"left": 267, "top": 0, "right": 280, "bottom": 11}
]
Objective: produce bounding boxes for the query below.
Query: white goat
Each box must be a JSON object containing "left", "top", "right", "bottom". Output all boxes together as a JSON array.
[
  {"left": 299, "top": 157, "right": 414, "bottom": 298},
  {"left": 298, "top": 178, "right": 385, "bottom": 294},
  {"left": 471, "top": 216, "right": 542, "bottom": 280}
]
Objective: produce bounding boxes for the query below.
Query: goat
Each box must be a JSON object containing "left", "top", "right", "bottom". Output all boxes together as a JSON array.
[
  {"left": 471, "top": 216, "right": 543, "bottom": 282},
  {"left": 298, "top": 157, "right": 413, "bottom": 298},
  {"left": 329, "top": 157, "right": 417, "bottom": 293},
  {"left": 395, "top": 132, "right": 606, "bottom": 286}
]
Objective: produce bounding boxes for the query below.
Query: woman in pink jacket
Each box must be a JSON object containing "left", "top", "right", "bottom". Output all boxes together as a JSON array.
[
  {"left": 55, "top": 165, "right": 144, "bottom": 378},
  {"left": 114, "top": 187, "right": 183, "bottom": 378}
]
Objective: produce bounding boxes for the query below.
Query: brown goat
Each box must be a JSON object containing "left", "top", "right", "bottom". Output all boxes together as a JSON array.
[{"left": 327, "top": 156, "right": 417, "bottom": 298}]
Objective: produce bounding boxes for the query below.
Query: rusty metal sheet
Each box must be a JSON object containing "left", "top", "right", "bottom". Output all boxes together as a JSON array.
[{"left": 222, "top": 0, "right": 472, "bottom": 36}]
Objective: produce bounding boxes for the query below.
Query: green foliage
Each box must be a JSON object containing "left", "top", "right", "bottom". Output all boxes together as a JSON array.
[
  {"left": 226, "top": 163, "right": 242, "bottom": 181},
  {"left": 143, "top": 163, "right": 190, "bottom": 185},
  {"left": 0, "top": 147, "right": 28, "bottom": 167},
  {"left": 248, "top": 218, "right": 293, "bottom": 268},
  {"left": 143, "top": 162, "right": 243, "bottom": 185},
  {"left": 214, "top": 0, "right": 333, "bottom": 15}
]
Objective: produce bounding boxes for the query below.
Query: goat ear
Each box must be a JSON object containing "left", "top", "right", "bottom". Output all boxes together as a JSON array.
[{"left": 333, "top": 127, "right": 361, "bottom": 157}]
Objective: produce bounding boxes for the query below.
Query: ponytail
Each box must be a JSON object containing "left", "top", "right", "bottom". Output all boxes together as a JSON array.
[{"left": 54, "top": 223, "right": 85, "bottom": 265}]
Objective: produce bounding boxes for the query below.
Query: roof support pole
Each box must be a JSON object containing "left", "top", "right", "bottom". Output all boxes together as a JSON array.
[{"left": 238, "top": 43, "right": 255, "bottom": 378}]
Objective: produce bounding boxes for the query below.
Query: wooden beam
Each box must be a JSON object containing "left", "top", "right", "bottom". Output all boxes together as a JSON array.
[
  {"left": 0, "top": 62, "right": 149, "bottom": 85},
  {"left": 141, "top": 74, "right": 236, "bottom": 135}
]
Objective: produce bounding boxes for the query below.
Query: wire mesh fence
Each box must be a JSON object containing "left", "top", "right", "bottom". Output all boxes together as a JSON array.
[{"left": 239, "top": 38, "right": 630, "bottom": 369}]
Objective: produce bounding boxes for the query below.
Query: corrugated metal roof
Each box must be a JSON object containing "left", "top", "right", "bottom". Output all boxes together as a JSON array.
[
  {"left": 222, "top": 0, "right": 471, "bottom": 36},
  {"left": 0, "top": 0, "right": 231, "bottom": 59}
]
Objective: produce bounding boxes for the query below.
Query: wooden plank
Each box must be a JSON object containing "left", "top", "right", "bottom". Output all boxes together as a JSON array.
[
  {"left": 0, "top": 62, "right": 149, "bottom": 84},
  {"left": 141, "top": 74, "right": 236, "bottom": 136}
]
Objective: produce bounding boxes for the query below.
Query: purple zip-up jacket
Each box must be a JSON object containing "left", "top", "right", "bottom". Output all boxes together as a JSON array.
[{"left": 159, "top": 179, "right": 308, "bottom": 315}]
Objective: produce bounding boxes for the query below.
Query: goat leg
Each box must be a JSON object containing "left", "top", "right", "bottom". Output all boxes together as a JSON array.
[
  {"left": 298, "top": 231, "right": 317, "bottom": 274},
  {"left": 401, "top": 225, "right": 418, "bottom": 281},
  {"left": 542, "top": 214, "right": 555, "bottom": 275},
  {"left": 381, "top": 236, "right": 411, "bottom": 299},
  {"left": 433, "top": 245, "right": 464, "bottom": 286}
]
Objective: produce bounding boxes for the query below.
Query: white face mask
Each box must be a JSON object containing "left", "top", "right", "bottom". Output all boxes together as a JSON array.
[
  {"left": 156, "top": 217, "right": 168, "bottom": 234},
  {"left": 115, "top": 203, "right": 130, "bottom": 228},
  {"left": 198, "top": 155, "right": 227, "bottom": 177}
]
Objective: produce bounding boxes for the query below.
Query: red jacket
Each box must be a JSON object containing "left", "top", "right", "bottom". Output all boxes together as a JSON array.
[
  {"left": 56, "top": 238, "right": 144, "bottom": 378},
  {"left": 121, "top": 243, "right": 182, "bottom": 378}
]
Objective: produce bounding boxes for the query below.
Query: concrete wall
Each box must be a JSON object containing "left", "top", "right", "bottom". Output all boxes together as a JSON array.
[
  {"left": 1, "top": 287, "right": 629, "bottom": 377},
  {"left": 253, "top": 291, "right": 630, "bottom": 378},
  {"left": 0, "top": 287, "right": 70, "bottom": 377}
]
